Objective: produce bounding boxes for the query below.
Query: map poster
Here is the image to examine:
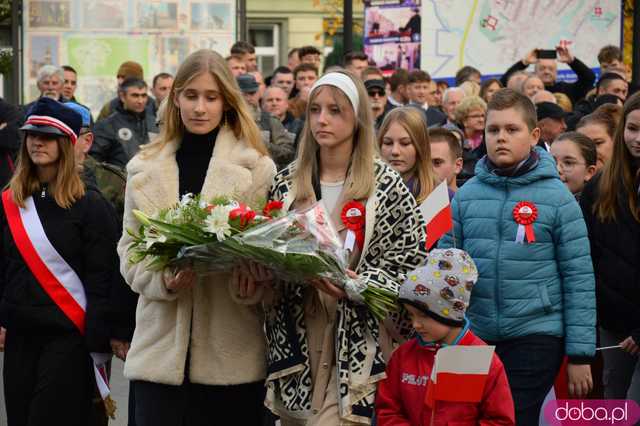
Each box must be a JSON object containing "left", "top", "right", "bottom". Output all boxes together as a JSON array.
[
  {"left": 22, "top": 0, "right": 236, "bottom": 113},
  {"left": 421, "top": 0, "right": 622, "bottom": 84},
  {"left": 364, "top": 0, "right": 422, "bottom": 77}
]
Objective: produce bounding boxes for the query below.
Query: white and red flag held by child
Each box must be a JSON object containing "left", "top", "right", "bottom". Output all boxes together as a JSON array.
[
  {"left": 425, "top": 345, "right": 495, "bottom": 406},
  {"left": 419, "top": 181, "right": 453, "bottom": 250}
]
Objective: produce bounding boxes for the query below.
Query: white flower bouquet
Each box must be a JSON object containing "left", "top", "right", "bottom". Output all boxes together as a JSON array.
[{"left": 127, "top": 194, "right": 398, "bottom": 320}]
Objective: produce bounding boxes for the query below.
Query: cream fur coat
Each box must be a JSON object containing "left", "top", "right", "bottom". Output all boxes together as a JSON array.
[{"left": 117, "top": 126, "right": 276, "bottom": 386}]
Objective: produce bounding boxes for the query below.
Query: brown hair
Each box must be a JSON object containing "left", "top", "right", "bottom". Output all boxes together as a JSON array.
[
  {"left": 455, "top": 65, "right": 481, "bottom": 86},
  {"left": 294, "top": 70, "right": 375, "bottom": 203},
  {"left": 554, "top": 131, "right": 597, "bottom": 167},
  {"left": 597, "top": 45, "right": 622, "bottom": 65},
  {"left": 408, "top": 70, "right": 431, "bottom": 84},
  {"left": 298, "top": 45, "right": 322, "bottom": 59},
  {"left": 576, "top": 104, "right": 623, "bottom": 140},
  {"left": 593, "top": 91, "right": 640, "bottom": 222},
  {"left": 9, "top": 135, "right": 85, "bottom": 208},
  {"left": 141, "top": 49, "right": 267, "bottom": 158},
  {"left": 377, "top": 107, "right": 437, "bottom": 203},
  {"left": 344, "top": 51, "right": 368, "bottom": 65},
  {"left": 428, "top": 128, "right": 463, "bottom": 160},
  {"left": 479, "top": 78, "right": 502, "bottom": 102},
  {"left": 293, "top": 63, "right": 319, "bottom": 79},
  {"left": 362, "top": 66, "right": 384, "bottom": 81},
  {"left": 487, "top": 88, "right": 538, "bottom": 131},
  {"left": 388, "top": 69, "right": 409, "bottom": 91},
  {"left": 230, "top": 41, "right": 255, "bottom": 55}
]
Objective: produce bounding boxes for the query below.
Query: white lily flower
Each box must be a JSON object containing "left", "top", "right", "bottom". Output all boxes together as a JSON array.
[
  {"left": 144, "top": 229, "right": 168, "bottom": 250},
  {"left": 204, "top": 205, "right": 233, "bottom": 240}
]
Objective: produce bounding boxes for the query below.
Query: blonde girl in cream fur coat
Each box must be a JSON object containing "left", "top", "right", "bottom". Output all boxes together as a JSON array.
[{"left": 117, "top": 49, "right": 276, "bottom": 425}]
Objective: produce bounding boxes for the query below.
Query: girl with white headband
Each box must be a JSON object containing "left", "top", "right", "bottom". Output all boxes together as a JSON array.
[{"left": 235, "top": 70, "right": 427, "bottom": 424}]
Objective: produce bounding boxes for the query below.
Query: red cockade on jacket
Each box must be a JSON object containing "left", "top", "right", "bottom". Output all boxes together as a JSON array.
[{"left": 375, "top": 330, "right": 515, "bottom": 426}]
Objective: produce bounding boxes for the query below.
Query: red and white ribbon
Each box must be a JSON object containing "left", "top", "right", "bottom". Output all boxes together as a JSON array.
[
  {"left": 2, "top": 190, "right": 110, "bottom": 399},
  {"left": 341, "top": 201, "right": 365, "bottom": 252},
  {"left": 513, "top": 201, "right": 538, "bottom": 244}
]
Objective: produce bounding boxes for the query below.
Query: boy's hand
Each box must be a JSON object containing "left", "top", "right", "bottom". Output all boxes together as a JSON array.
[
  {"left": 567, "top": 363, "right": 593, "bottom": 398},
  {"left": 0, "top": 327, "right": 5, "bottom": 352},
  {"left": 620, "top": 336, "right": 640, "bottom": 355}
]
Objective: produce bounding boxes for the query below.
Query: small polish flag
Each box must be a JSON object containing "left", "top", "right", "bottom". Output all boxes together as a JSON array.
[
  {"left": 419, "top": 180, "right": 453, "bottom": 250},
  {"left": 425, "top": 345, "right": 495, "bottom": 406}
]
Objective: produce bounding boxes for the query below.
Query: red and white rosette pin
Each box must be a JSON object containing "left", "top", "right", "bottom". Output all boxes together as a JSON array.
[
  {"left": 513, "top": 201, "right": 538, "bottom": 244},
  {"left": 341, "top": 201, "right": 365, "bottom": 251}
]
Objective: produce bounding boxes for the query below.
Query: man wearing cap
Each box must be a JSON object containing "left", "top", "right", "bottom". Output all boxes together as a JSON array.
[
  {"left": 91, "top": 78, "right": 158, "bottom": 167},
  {"left": 64, "top": 102, "right": 126, "bottom": 222},
  {"left": 364, "top": 79, "right": 393, "bottom": 130},
  {"left": 237, "top": 73, "right": 295, "bottom": 170},
  {"left": 96, "top": 61, "right": 157, "bottom": 123},
  {"left": 537, "top": 101, "right": 567, "bottom": 150}
]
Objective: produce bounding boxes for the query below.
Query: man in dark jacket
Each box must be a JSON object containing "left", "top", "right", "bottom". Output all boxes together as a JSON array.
[
  {"left": 262, "top": 86, "right": 304, "bottom": 144},
  {"left": 500, "top": 46, "right": 595, "bottom": 104},
  {"left": 238, "top": 74, "right": 295, "bottom": 170},
  {"left": 0, "top": 98, "right": 20, "bottom": 188},
  {"left": 91, "top": 78, "right": 158, "bottom": 167},
  {"left": 406, "top": 69, "right": 447, "bottom": 127}
]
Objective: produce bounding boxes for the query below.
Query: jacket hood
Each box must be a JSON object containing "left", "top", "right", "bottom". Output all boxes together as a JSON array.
[{"left": 474, "top": 147, "right": 559, "bottom": 186}]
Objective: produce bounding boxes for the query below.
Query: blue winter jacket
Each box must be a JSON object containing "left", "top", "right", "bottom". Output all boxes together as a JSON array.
[{"left": 439, "top": 148, "right": 596, "bottom": 359}]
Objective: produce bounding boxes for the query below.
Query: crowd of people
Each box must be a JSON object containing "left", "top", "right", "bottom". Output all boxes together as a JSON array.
[{"left": 0, "top": 38, "right": 638, "bottom": 426}]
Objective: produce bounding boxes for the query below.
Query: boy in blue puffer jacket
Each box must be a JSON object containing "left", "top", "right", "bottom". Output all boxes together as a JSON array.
[{"left": 439, "top": 89, "right": 596, "bottom": 426}]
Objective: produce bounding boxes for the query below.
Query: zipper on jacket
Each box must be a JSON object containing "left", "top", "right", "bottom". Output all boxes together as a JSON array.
[
  {"left": 40, "top": 185, "right": 47, "bottom": 198},
  {"left": 495, "top": 182, "right": 509, "bottom": 340}
]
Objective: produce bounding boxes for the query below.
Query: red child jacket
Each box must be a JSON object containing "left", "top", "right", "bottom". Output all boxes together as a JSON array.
[{"left": 375, "top": 330, "right": 515, "bottom": 426}]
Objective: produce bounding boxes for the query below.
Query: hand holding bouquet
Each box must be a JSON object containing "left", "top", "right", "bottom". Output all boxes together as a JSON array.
[{"left": 127, "top": 194, "right": 398, "bottom": 320}]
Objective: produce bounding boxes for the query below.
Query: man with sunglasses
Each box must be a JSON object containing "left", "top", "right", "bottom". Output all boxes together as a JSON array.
[{"left": 365, "top": 79, "right": 394, "bottom": 130}]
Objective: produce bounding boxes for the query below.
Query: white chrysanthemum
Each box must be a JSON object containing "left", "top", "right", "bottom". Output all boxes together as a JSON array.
[{"left": 204, "top": 205, "right": 233, "bottom": 240}]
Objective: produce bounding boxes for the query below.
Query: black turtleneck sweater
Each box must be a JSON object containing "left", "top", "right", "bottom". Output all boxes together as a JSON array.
[{"left": 175, "top": 128, "right": 219, "bottom": 196}]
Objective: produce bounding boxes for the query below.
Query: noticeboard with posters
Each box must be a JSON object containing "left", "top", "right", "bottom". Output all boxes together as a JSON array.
[
  {"left": 23, "top": 0, "right": 236, "bottom": 114},
  {"left": 363, "top": 0, "right": 422, "bottom": 77}
]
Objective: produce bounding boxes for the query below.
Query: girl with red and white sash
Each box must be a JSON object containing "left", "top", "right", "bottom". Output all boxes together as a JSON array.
[{"left": 0, "top": 97, "right": 118, "bottom": 425}]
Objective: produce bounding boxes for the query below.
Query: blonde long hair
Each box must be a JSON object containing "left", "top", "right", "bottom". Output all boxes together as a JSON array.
[
  {"left": 377, "top": 107, "right": 437, "bottom": 203},
  {"left": 293, "top": 70, "right": 376, "bottom": 202},
  {"left": 141, "top": 49, "right": 267, "bottom": 158},
  {"left": 9, "top": 135, "right": 85, "bottom": 208}
]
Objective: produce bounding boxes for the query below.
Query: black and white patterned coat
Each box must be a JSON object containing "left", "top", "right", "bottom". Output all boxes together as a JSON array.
[{"left": 264, "top": 159, "right": 427, "bottom": 424}]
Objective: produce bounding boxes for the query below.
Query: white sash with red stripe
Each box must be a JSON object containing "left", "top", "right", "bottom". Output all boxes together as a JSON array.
[{"left": 1, "top": 190, "right": 111, "bottom": 400}]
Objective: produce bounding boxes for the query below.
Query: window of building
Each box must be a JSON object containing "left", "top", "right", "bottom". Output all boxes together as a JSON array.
[{"left": 248, "top": 22, "right": 281, "bottom": 76}]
